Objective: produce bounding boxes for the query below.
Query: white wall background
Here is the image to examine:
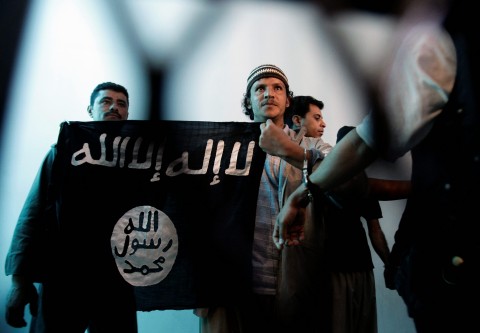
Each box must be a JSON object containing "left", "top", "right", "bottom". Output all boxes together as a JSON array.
[{"left": 0, "top": 1, "right": 414, "bottom": 332}]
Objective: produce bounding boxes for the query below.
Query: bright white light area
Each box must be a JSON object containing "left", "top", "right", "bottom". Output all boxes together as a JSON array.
[
  {"left": 163, "top": 1, "right": 369, "bottom": 147},
  {"left": 121, "top": 0, "right": 213, "bottom": 68}
]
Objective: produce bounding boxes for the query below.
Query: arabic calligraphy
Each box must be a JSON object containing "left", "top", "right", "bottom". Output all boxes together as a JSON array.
[
  {"left": 71, "top": 134, "right": 256, "bottom": 184},
  {"left": 111, "top": 206, "right": 178, "bottom": 287}
]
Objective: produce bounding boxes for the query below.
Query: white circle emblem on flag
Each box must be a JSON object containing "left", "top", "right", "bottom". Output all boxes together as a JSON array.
[{"left": 111, "top": 206, "right": 178, "bottom": 286}]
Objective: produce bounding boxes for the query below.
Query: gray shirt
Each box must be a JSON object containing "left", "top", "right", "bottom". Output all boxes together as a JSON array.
[{"left": 252, "top": 126, "right": 332, "bottom": 294}]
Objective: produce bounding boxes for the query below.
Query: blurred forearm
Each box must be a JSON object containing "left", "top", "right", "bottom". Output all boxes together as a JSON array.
[{"left": 309, "top": 129, "right": 377, "bottom": 190}]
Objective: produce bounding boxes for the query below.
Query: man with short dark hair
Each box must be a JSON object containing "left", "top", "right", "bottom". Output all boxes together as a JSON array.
[{"left": 5, "top": 82, "right": 138, "bottom": 333}]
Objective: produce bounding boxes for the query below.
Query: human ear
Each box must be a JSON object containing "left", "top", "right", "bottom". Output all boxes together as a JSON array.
[{"left": 292, "top": 115, "right": 302, "bottom": 126}]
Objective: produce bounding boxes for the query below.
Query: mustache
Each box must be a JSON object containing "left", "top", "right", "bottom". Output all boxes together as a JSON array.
[
  {"left": 105, "top": 110, "right": 121, "bottom": 118},
  {"left": 262, "top": 100, "right": 276, "bottom": 106}
]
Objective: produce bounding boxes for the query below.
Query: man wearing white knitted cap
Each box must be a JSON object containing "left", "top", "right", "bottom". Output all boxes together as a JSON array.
[{"left": 197, "top": 64, "right": 333, "bottom": 333}]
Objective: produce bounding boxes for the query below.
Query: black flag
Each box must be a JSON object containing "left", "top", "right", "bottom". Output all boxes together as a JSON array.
[{"left": 53, "top": 120, "right": 266, "bottom": 310}]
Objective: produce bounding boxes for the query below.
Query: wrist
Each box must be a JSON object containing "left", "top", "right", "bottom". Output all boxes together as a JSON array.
[
  {"left": 296, "top": 183, "right": 312, "bottom": 208},
  {"left": 306, "top": 174, "right": 321, "bottom": 195}
]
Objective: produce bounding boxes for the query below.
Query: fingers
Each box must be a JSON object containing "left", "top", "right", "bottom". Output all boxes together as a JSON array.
[
  {"left": 274, "top": 213, "right": 306, "bottom": 249},
  {"left": 259, "top": 119, "right": 273, "bottom": 128},
  {"left": 284, "top": 226, "right": 303, "bottom": 246},
  {"left": 5, "top": 306, "right": 27, "bottom": 328},
  {"left": 273, "top": 219, "right": 284, "bottom": 250},
  {"left": 260, "top": 119, "right": 275, "bottom": 132},
  {"left": 5, "top": 286, "right": 27, "bottom": 328},
  {"left": 5, "top": 281, "right": 39, "bottom": 328},
  {"left": 293, "top": 126, "right": 307, "bottom": 143},
  {"left": 193, "top": 308, "right": 209, "bottom": 318}
]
